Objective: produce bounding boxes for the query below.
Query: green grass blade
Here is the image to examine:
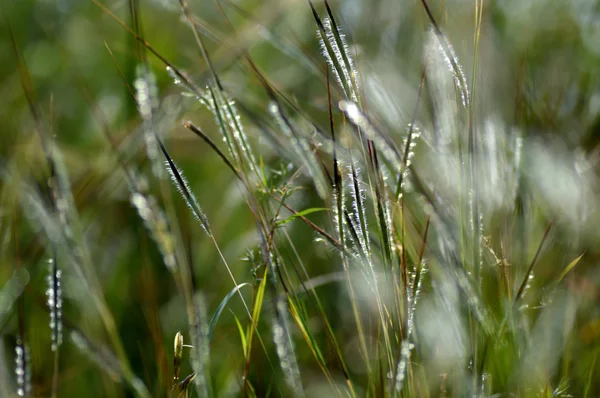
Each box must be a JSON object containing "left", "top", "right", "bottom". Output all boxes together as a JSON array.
[
  {"left": 557, "top": 253, "right": 584, "bottom": 283},
  {"left": 208, "top": 283, "right": 251, "bottom": 343},
  {"left": 276, "top": 208, "right": 329, "bottom": 227}
]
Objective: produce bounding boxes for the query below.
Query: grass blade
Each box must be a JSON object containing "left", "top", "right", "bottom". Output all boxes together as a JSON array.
[
  {"left": 557, "top": 253, "right": 584, "bottom": 283},
  {"left": 208, "top": 283, "right": 251, "bottom": 343}
]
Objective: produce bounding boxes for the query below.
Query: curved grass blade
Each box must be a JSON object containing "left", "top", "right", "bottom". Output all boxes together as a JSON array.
[
  {"left": 207, "top": 283, "right": 251, "bottom": 343},
  {"left": 557, "top": 253, "right": 584, "bottom": 283},
  {"left": 515, "top": 220, "right": 553, "bottom": 302},
  {"left": 243, "top": 266, "right": 269, "bottom": 395},
  {"left": 0, "top": 269, "right": 30, "bottom": 329},
  {"left": 276, "top": 208, "right": 329, "bottom": 227}
]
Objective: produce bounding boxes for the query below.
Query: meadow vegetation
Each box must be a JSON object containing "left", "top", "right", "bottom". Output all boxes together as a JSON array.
[{"left": 1, "top": 0, "right": 599, "bottom": 396}]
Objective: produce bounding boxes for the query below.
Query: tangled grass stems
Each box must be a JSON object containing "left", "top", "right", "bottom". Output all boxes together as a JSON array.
[{"left": 3, "top": 0, "right": 599, "bottom": 396}]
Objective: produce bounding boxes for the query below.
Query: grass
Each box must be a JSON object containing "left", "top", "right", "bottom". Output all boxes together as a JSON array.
[{"left": 1, "top": 0, "right": 599, "bottom": 396}]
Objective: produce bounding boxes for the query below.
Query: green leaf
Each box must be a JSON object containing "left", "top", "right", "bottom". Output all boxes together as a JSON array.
[{"left": 276, "top": 208, "right": 329, "bottom": 226}]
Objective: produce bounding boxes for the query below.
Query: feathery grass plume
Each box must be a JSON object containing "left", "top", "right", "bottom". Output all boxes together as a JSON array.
[
  {"left": 268, "top": 101, "right": 329, "bottom": 200},
  {"left": 423, "top": 24, "right": 489, "bottom": 312},
  {"left": 134, "top": 65, "right": 165, "bottom": 179},
  {"left": 369, "top": 148, "right": 394, "bottom": 269},
  {"left": 339, "top": 101, "right": 402, "bottom": 174},
  {"left": 159, "top": 143, "right": 210, "bottom": 235},
  {"left": 347, "top": 160, "right": 369, "bottom": 257},
  {"left": 325, "top": 66, "right": 347, "bottom": 264},
  {"left": 189, "top": 295, "right": 210, "bottom": 398},
  {"left": 396, "top": 123, "right": 421, "bottom": 199},
  {"left": 15, "top": 339, "right": 31, "bottom": 397},
  {"left": 317, "top": 23, "right": 349, "bottom": 100},
  {"left": 312, "top": 3, "right": 359, "bottom": 102},
  {"left": 165, "top": 64, "right": 259, "bottom": 181},
  {"left": 206, "top": 84, "right": 260, "bottom": 181},
  {"left": 128, "top": 172, "right": 178, "bottom": 272},
  {"left": 427, "top": 28, "right": 470, "bottom": 109},
  {"left": 331, "top": 169, "right": 346, "bottom": 261},
  {"left": 338, "top": 102, "right": 396, "bottom": 272},
  {"left": 45, "top": 256, "right": 63, "bottom": 352},
  {"left": 424, "top": 33, "right": 462, "bottom": 156},
  {"left": 425, "top": 25, "right": 479, "bottom": 286}
]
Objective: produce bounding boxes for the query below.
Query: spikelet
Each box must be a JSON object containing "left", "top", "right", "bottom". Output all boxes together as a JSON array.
[
  {"left": 15, "top": 339, "right": 31, "bottom": 397},
  {"left": 173, "top": 332, "right": 183, "bottom": 383},
  {"left": 205, "top": 85, "right": 259, "bottom": 180},
  {"left": 46, "top": 256, "right": 63, "bottom": 352},
  {"left": 397, "top": 123, "right": 421, "bottom": 199},
  {"left": 155, "top": 140, "right": 211, "bottom": 236}
]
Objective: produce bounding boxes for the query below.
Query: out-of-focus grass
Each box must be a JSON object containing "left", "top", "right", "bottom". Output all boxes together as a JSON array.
[{"left": 1, "top": 0, "right": 599, "bottom": 397}]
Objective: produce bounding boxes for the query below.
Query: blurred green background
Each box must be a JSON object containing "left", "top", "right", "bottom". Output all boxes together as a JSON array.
[{"left": 1, "top": 0, "right": 600, "bottom": 396}]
